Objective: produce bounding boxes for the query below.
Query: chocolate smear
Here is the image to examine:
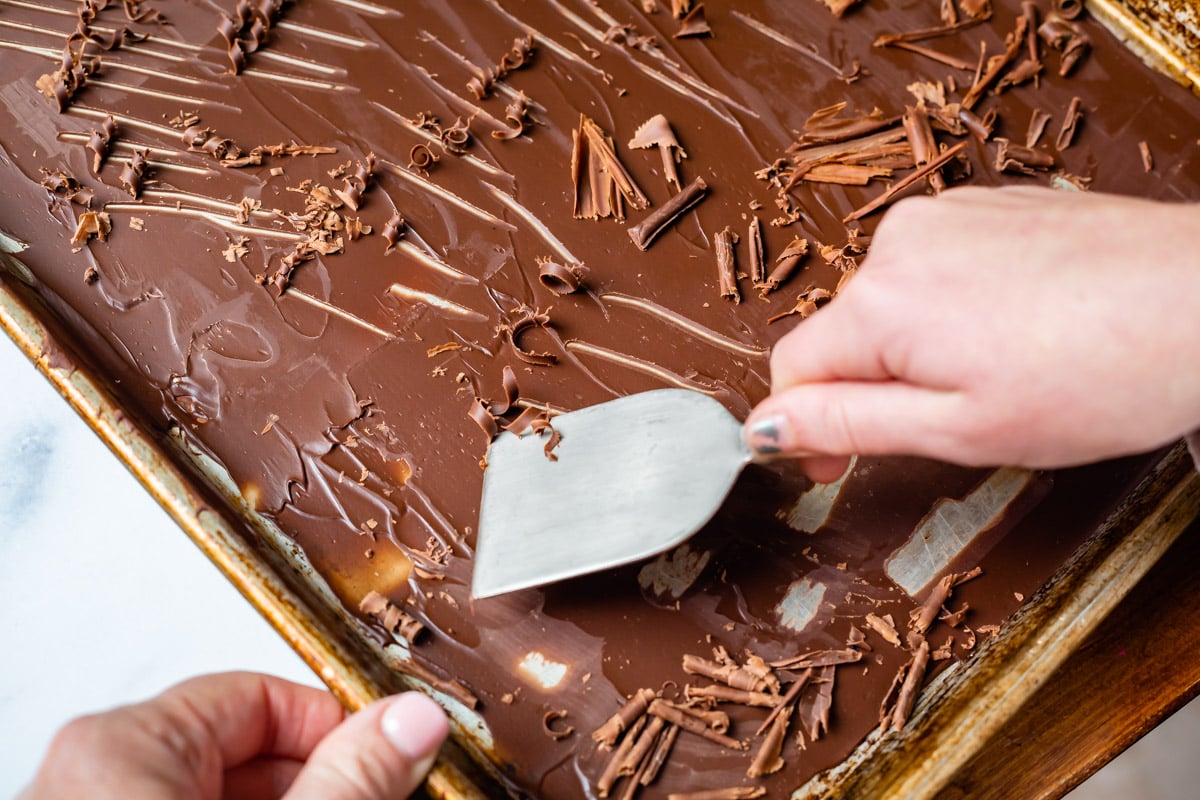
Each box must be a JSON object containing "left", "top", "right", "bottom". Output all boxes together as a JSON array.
[
  {"left": 1055, "top": 97, "right": 1084, "bottom": 151},
  {"left": 628, "top": 115, "right": 688, "bottom": 188},
  {"left": 627, "top": 177, "right": 708, "bottom": 251},
  {"left": 715, "top": 227, "right": 740, "bottom": 303},
  {"left": 572, "top": 115, "right": 649, "bottom": 221},
  {"left": 674, "top": 4, "right": 711, "bottom": 38}
]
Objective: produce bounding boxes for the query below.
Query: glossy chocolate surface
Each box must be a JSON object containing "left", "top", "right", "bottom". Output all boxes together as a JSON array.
[{"left": 1, "top": 0, "right": 1198, "bottom": 796}]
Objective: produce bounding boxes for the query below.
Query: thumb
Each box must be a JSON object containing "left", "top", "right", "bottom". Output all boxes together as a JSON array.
[
  {"left": 745, "top": 381, "right": 964, "bottom": 462},
  {"left": 285, "top": 692, "right": 449, "bottom": 800}
]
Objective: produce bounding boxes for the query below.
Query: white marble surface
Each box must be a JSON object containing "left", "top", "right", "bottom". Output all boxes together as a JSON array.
[
  {"left": 0, "top": 335, "right": 317, "bottom": 798},
  {"left": 1, "top": 331, "right": 1196, "bottom": 799}
]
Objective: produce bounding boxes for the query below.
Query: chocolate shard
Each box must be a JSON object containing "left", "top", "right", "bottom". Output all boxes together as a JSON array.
[
  {"left": 798, "top": 664, "right": 836, "bottom": 742},
  {"left": 627, "top": 177, "right": 708, "bottom": 251},
  {"left": 674, "top": 4, "right": 711, "bottom": 38},
  {"left": 628, "top": 114, "right": 688, "bottom": 188},
  {"left": 572, "top": 114, "right": 650, "bottom": 221},
  {"left": 715, "top": 226, "right": 740, "bottom": 303}
]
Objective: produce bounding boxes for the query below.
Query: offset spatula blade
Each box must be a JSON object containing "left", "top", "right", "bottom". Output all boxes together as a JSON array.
[{"left": 472, "top": 389, "right": 751, "bottom": 599}]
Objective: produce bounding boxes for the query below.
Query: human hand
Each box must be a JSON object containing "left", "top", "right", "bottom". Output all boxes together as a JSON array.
[
  {"left": 745, "top": 186, "right": 1200, "bottom": 482},
  {"left": 20, "top": 671, "right": 449, "bottom": 800}
]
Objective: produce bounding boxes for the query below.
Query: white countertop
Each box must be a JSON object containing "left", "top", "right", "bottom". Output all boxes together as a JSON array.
[{"left": 1, "top": 332, "right": 1196, "bottom": 799}]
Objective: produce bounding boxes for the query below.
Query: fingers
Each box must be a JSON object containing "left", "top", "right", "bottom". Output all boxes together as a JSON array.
[
  {"left": 285, "top": 692, "right": 449, "bottom": 800},
  {"left": 224, "top": 757, "right": 306, "bottom": 800},
  {"left": 768, "top": 297, "right": 890, "bottom": 390},
  {"left": 745, "top": 380, "right": 964, "bottom": 462}
]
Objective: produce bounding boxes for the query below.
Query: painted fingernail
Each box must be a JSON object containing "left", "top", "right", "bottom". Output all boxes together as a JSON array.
[
  {"left": 745, "top": 413, "right": 792, "bottom": 456},
  {"left": 381, "top": 692, "right": 448, "bottom": 775}
]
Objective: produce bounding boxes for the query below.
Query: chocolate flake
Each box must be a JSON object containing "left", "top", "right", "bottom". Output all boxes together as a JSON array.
[
  {"left": 1055, "top": 97, "right": 1084, "bottom": 151},
  {"left": 542, "top": 709, "right": 575, "bottom": 740},
  {"left": 674, "top": 4, "right": 711, "bottom": 38},
  {"left": 573, "top": 115, "right": 649, "bottom": 221},
  {"left": 627, "top": 177, "right": 708, "bottom": 251},
  {"left": 715, "top": 226, "right": 740, "bottom": 303},
  {"left": 628, "top": 115, "right": 688, "bottom": 188}
]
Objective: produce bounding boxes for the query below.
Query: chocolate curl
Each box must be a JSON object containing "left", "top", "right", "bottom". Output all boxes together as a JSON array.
[
  {"left": 667, "top": 788, "right": 765, "bottom": 800},
  {"left": 902, "top": 105, "right": 946, "bottom": 193},
  {"left": 440, "top": 117, "right": 471, "bottom": 154},
  {"left": 639, "top": 723, "right": 678, "bottom": 786},
  {"left": 597, "top": 715, "right": 647, "bottom": 797},
  {"left": 766, "top": 285, "right": 832, "bottom": 324},
  {"left": 492, "top": 92, "right": 534, "bottom": 141},
  {"left": 890, "top": 637, "right": 931, "bottom": 731},
  {"left": 627, "top": 176, "right": 708, "bottom": 251},
  {"left": 684, "top": 684, "right": 779, "bottom": 708},
  {"left": 537, "top": 257, "right": 585, "bottom": 294},
  {"left": 661, "top": 700, "right": 730, "bottom": 733},
  {"left": 794, "top": 103, "right": 901, "bottom": 148},
  {"left": 769, "top": 648, "right": 861, "bottom": 670},
  {"left": 1038, "top": 14, "right": 1090, "bottom": 76},
  {"left": 743, "top": 654, "right": 780, "bottom": 694},
  {"left": 40, "top": 168, "right": 94, "bottom": 206},
  {"left": 407, "top": 143, "right": 439, "bottom": 173},
  {"left": 1053, "top": 0, "right": 1083, "bottom": 19},
  {"left": 865, "top": 612, "right": 902, "bottom": 647},
  {"left": 542, "top": 710, "right": 574, "bottom": 741},
  {"left": 335, "top": 152, "right": 376, "bottom": 211},
  {"left": 747, "top": 702, "right": 791, "bottom": 778},
  {"left": 962, "top": 14, "right": 1027, "bottom": 109},
  {"left": 619, "top": 715, "right": 665, "bottom": 776},
  {"left": 682, "top": 653, "right": 766, "bottom": 692},
  {"left": 500, "top": 307, "right": 558, "bottom": 366},
  {"left": 994, "top": 138, "right": 1055, "bottom": 175},
  {"left": 628, "top": 114, "right": 687, "bottom": 188},
  {"left": 714, "top": 226, "right": 740, "bottom": 303},
  {"left": 118, "top": 148, "right": 149, "bottom": 197},
  {"left": 70, "top": 210, "right": 111, "bottom": 248},
  {"left": 468, "top": 398, "right": 499, "bottom": 440},
  {"left": 85, "top": 115, "right": 117, "bottom": 173},
  {"left": 572, "top": 114, "right": 649, "bottom": 221},
  {"left": 959, "top": 106, "right": 996, "bottom": 140},
  {"left": 647, "top": 700, "right": 746, "bottom": 750},
  {"left": 1026, "top": 108, "right": 1053, "bottom": 148},
  {"left": 359, "top": 590, "right": 425, "bottom": 643},
  {"left": 1055, "top": 96, "right": 1084, "bottom": 151},
  {"left": 381, "top": 211, "right": 406, "bottom": 251},
  {"left": 466, "top": 67, "right": 499, "bottom": 101},
  {"left": 844, "top": 140, "right": 968, "bottom": 222},
  {"left": 911, "top": 573, "right": 955, "bottom": 635},
  {"left": 760, "top": 237, "right": 807, "bottom": 295}
]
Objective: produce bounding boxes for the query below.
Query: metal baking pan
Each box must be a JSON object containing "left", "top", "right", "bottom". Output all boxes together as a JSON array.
[{"left": 2, "top": 0, "right": 1198, "bottom": 796}]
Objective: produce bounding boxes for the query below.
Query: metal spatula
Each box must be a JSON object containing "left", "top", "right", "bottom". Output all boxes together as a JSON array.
[{"left": 471, "top": 389, "right": 752, "bottom": 599}]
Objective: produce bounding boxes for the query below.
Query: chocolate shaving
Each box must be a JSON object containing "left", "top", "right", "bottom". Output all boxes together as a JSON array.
[
  {"left": 683, "top": 653, "right": 768, "bottom": 693},
  {"left": 890, "top": 637, "right": 931, "bottom": 730},
  {"left": 86, "top": 115, "right": 117, "bottom": 173},
  {"left": 469, "top": 397, "right": 499, "bottom": 440},
  {"left": 747, "top": 702, "right": 791, "bottom": 778},
  {"left": 799, "top": 665, "right": 835, "bottom": 741},
  {"left": 902, "top": 104, "right": 946, "bottom": 192},
  {"left": 912, "top": 573, "right": 955, "bottom": 635},
  {"left": 758, "top": 236, "right": 806, "bottom": 295},
  {"left": 667, "top": 789, "right": 765, "bottom": 800},
  {"left": 755, "top": 668, "right": 811, "bottom": 736},
  {"left": 1139, "top": 141, "right": 1153, "bottom": 172},
  {"left": 1053, "top": 0, "right": 1083, "bottom": 19},
  {"left": 572, "top": 115, "right": 649, "bottom": 221},
  {"left": 1055, "top": 97, "right": 1084, "bottom": 151},
  {"left": 865, "top": 612, "right": 902, "bottom": 647},
  {"left": 334, "top": 153, "right": 376, "bottom": 211},
  {"left": 118, "top": 148, "right": 149, "bottom": 197},
  {"left": 468, "top": 34, "right": 535, "bottom": 99},
  {"left": 628, "top": 114, "right": 688, "bottom": 188},
  {"left": 674, "top": 4, "right": 710, "bottom": 38},
  {"left": 684, "top": 684, "right": 780, "bottom": 708},
  {"left": 994, "top": 138, "right": 1055, "bottom": 174},
  {"left": 537, "top": 257, "right": 585, "bottom": 294},
  {"left": 500, "top": 307, "right": 558, "bottom": 366},
  {"left": 492, "top": 92, "right": 534, "bottom": 141},
  {"left": 359, "top": 590, "right": 425, "bottom": 644},
  {"left": 766, "top": 285, "right": 832, "bottom": 324},
  {"left": 874, "top": 13, "right": 990, "bottom": 46},
  {"left": 962, "top": 15, "right": 1027, "bottom": 109},
  {"left": 647, "top": 700, "right": 746, "bottom": 750},
  {"left": 844, "top": 140, "right": 968, "bottom": 222},
  {"left": 745, "top": 217, "right": 766, "bottom": 288},
  {"left": 1038, "top": 13, "right": 1090, "bottom": 76},
  {"left": 715, "top": 226, "right": 740, "bottom": 303},
  {"left": 620, "top": 715, "right": 665, "bottom": 775},
  {"left": 770, "top": 648, "right": 861, "bottom": 670},
  {"left": 381, "top": 211, "right": 406, "bottom": 251},
  {"left": 543, "top": 709, "right": 575, "bottom": 740},
  {"left": 40, "top": 169, "right": 94, "bottom": 206},
  {"left": 794, "top": 103, "right": 901, "bottom": 147},
  {"left": 1026, "top": 108, "right": 1053, "bottom": 148},
  {"left": 440, "top": 117, "right": 472, "bottom": 154},
  {"left": 70, "top": 210, "right": 111, "bottom": 249},
  {"left": 627, "top": 176, "right": 708, "bottom": 251},
  {"left": 407, "top": 143, "right": 439, "bottom": 173},
  {"left": 886, "top": 40, "right": 977, "bottom": 72}
]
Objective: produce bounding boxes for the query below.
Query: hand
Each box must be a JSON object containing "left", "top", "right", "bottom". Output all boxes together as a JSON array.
[
  {"left": 745, "top": 186, "right": 1200, "bottom": 482},
  {"left": 20, "top": 671, "right": 449, "bottom": 800}
]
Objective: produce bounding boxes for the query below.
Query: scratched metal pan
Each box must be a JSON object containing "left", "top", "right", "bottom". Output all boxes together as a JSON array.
[{"left": 2, "top": 3, "right": 1198, "bottom": 798}]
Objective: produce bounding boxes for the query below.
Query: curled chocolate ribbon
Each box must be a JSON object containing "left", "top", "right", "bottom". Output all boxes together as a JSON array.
[{"left": 536, "top": 258, "right": 584, "bottom": 295}]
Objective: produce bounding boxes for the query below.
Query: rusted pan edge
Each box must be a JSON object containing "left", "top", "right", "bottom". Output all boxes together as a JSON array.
[
  {"left": 1088, "top": 0, "right": 1200, "bottom": 95},
  {"left": 794, "top": 445, "right": 1200, "bottom": 800},
  {"left": 0, "top": 268, "right": 493, "bottom": 800}
]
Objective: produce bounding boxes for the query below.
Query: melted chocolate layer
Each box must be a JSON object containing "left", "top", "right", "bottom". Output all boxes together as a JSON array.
[{"left": 1, "top": 0, "right": 1197, "bottom": 796}]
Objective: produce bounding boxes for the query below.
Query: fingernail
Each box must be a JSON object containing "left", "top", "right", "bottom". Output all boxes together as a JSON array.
[
  {"left": 745, "top": 413, "right": 792, "bottom": 456},
  {"left": 381, "top": 693, "right": 448, "bottom": 775}
]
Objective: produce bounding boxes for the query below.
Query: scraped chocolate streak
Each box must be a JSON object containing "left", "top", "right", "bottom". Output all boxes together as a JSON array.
[{"left": 1, "top": 0, "right": 1198, "bottom": 796}]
